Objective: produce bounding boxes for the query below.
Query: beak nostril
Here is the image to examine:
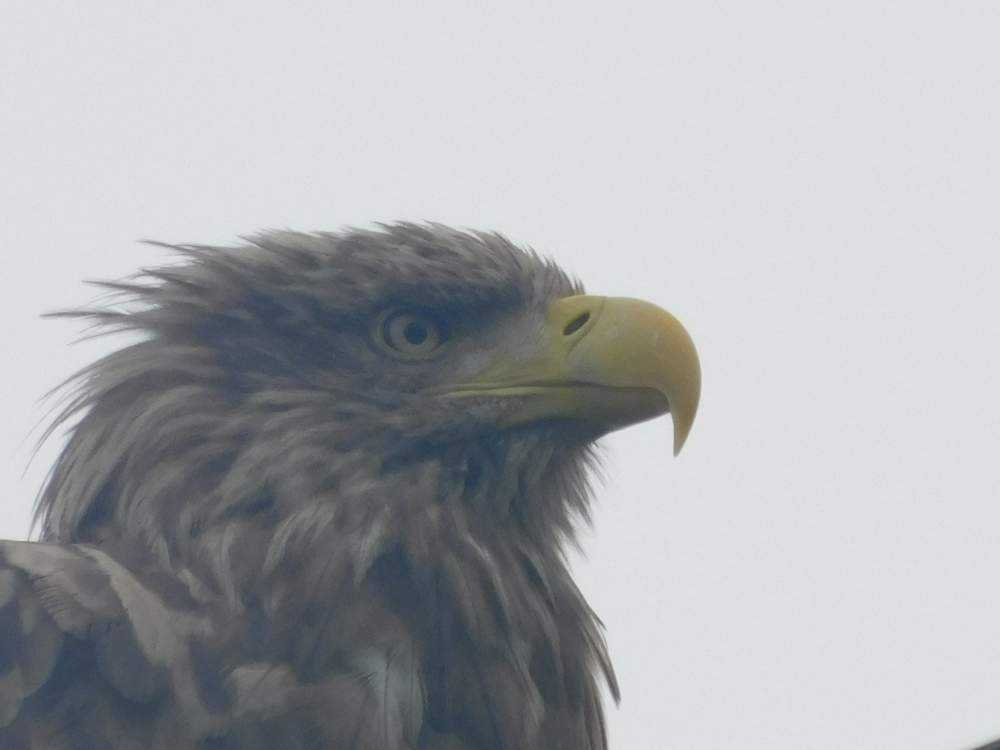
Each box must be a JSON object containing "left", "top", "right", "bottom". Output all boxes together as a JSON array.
[{"left": 563, "top": 312, "right": 590, "bottom": 336}]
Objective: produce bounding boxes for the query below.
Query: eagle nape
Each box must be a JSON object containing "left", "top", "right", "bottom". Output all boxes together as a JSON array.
[{"left": 1, "top": 223, "right": 699, "bottom": 750}]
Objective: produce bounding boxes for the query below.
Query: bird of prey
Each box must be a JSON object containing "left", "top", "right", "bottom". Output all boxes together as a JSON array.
[{"left": 0, "top": 223, "right": 700, "bottom": 749}]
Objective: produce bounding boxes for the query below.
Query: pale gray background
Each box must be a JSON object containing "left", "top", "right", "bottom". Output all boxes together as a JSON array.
[{"left": 2, "top": 3, "right": 998, "bottom": 748}]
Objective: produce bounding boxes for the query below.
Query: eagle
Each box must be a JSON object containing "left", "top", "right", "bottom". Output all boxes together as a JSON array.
[{"left": 0, "top": 223, "right": 700, "bottom": 749}]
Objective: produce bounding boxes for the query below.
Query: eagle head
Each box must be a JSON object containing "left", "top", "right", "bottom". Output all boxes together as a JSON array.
[{"left": 33, "top": 222, "right": 700, "bottom": 748}]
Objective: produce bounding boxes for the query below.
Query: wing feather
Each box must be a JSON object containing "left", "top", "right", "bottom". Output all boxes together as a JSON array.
[{"left": 0, "top": 540, "right": 216, "bottom": 746}]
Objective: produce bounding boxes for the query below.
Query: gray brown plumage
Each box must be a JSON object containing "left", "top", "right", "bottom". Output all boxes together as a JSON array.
[{"left": 0, "top": 223, "right": 700, "bottom": 749}]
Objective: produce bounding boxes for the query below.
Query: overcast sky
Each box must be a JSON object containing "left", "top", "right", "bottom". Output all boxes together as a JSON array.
[{"left": 2, "top": 3, "right": 998, "bottom": 748}]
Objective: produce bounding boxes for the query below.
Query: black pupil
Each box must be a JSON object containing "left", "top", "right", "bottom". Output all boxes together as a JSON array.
[{"left": 403, "top": 320, "right": 428, "bottom": 346}]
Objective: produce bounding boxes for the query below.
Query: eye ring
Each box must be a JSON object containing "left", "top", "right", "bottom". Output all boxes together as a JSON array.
[{"left": 373, "top": 309, "right": 447, "bottom": 360}]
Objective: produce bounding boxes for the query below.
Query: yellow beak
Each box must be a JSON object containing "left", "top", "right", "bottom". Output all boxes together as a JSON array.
[{"left": 438, "top": 295, "right": 701, "bottom": 455}]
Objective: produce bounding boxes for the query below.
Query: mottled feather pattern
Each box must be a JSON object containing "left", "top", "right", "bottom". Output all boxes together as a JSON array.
[{"left": 4, "top": 223, "right": 619, "bottom": 748}]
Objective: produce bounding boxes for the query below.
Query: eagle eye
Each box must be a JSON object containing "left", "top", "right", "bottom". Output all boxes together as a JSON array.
[{"left": 375, "top": 310, "right": 446, "bottom": 359}]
